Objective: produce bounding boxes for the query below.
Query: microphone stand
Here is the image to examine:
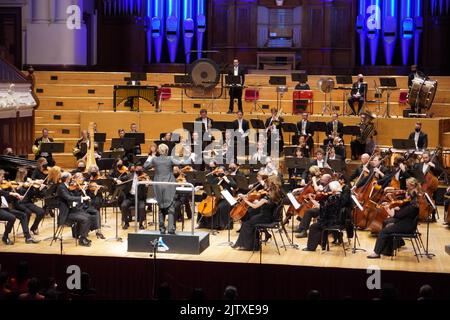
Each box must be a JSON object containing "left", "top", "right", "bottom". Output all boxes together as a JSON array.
[
  {"left": 149, "top": 238, "right": 158, "bottom": 299},
  {"left": 418, "top": 193, "right": 436, "bottom": 259}
]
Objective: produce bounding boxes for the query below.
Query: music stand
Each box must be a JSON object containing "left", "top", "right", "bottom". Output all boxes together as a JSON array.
[
  {"left": 336, "top": 76, "right": 353, "bottom": 115},
  {"left": 270, "top": 76, "right": 287, "bottom": 111},
  {"left": 282, "top": 122, "right": 297, "bottom": 146},
  {"left": 349, "top": 194, "right": 366, "bottom": 254},
  {"left": 418, "top": 192, "right": 436, "bottom": 259},
  {"left": 124, "top": 132, "right": 145, "bottom": 145},
  {"left": 283, "top": 146, "right": 298, "bottom": 157},
  {"left": 111, "top": 138, "right": 135, "bottom": 152},
  {"left": 313, "top": 121, "right": 327, "bottom": 148},
  {"left": 392, "top": 139, "right": 416, "bottom": 150},
  {"left": 250, "top": 119, "right": 265, "bottom": 132},
  {"left": 101, "top": 150, "right": 125, "bottom": 159},
  {"left": 379, "top": 78, "right": 398, "bottom": 118},
  {"left": 328, "top": 159, "right": 345, "bottom": 172},
  {"left": 291, "top": 72, "right": 308, "bottom": 83},
  {"left": 343, "top": 125, "right": 360, "bottom": 142},
  {"left": 94, "top": 133, "right": 106, "bottom": 143},
  {"left": 97, "top": 158, "right": 115, "bottom": 173},
  {"left": 40, "top": 142, "right": 65, "bottom": 154}
]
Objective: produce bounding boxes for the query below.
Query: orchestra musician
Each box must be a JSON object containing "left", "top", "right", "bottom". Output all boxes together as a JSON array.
[
  {"left": 296, "top": 113, "right": 314, "bottom": 152},
  {"left": 56, "top": 172, "right": 92, "bottom": 247},
  {"left": 74, "top": 130, "right": 89, "bottom": 160},
  {"left": 118, "top": 166, "right": 148, "bottom": 230},
  {"left": 33, "top": 128, "right": 55, "bottom": 166},
  {"left": 303, "top": 181, "right": 348, "bottom": 251},
  {"left": 144, "top": 143, "right": 180, "bottom": 234},
  {"left": 74, "top": 159, "right": 87, "bottom": 174},
  {"left": 232, "top": 175, "right": 283, "bottom": 251},
  {"left": 173, "top": 166, "right": 192, "bottom": 222},
  {"left": 310, "top": 148, "right": 329, "bottom": 169},
  {"left": 129, "top": 123, "right": 142, "bottom": 155},
  {"left": 408, "top": 122, "right": 428, "bottom": 151},
  {"left": 251, "top": 141, "right": 268, "bottom": 163},
  {"left": 109, "top": 159, "right": 128, "bottom": 180},
  {"left": 265, "top": 108, "right": 284, "bottom": 155},
  {"left": 324, "top": 113, "right": 344, "bottom": 146},
  {"left": 111, "top": 129, "right": 134, "bottom": 166},
  {"left": 31, "top": 157, "right": 48, "bottom": 180},
  {"left": 294, "top": 79, "right": 310, "bottom": 90},
  {"left": 227, "top": 59, "right": 245, "bottom": 113},
  {"left": 288, "top": 148, "right": 306, "bottom": 189},
  {"left": 367, "top": 177, "right": 420, "bottom": 258},
  {"left": 195, "top": 109, "right": 214, "bottom": 140},
  {"left": 347, "top": 74, "right": 366, "bottom": 115},
  {"left": 348, "top": 153, "right": 370, "bottom": 182},
  {"left": 0, "top": 170, "right": 40, "bottom": 245},
  {"left": 350, "top": 113, "right": 375, "bottom": 160},
  {"left": 355, "top": 155, "right": 388, "bottom": 188},
  {"left": 232, "top": 110, "right": 250, "bottom": 136}
]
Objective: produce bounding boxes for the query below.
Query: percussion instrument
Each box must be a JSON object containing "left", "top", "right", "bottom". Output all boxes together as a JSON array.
[{"left": 408, "top": 77, "right": 438, "bottom": 111}]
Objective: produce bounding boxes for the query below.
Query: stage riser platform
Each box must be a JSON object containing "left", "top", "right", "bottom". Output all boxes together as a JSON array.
[{"left": 127, "top": 231, "right": 210, "bottom": 255}]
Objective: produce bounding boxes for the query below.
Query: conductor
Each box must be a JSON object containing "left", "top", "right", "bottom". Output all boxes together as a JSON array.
[{"left": 227, "top": 59, "right": 245, "bottom": 113}]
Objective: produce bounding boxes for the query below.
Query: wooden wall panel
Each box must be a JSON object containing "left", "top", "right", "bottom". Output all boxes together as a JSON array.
[{"left": 0, "top": 114, "right": 33, "bottom": 156}]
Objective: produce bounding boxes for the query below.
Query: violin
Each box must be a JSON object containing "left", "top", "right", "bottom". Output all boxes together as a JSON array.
[
  {"left": 367, "top": 198, "right": 412, "bottom": 233},
  {"left": 229, "top": 188, "right": 267, "bottom": 222},
  {"left": 0, "top": 180, "right": 20, "bottom": 190}
]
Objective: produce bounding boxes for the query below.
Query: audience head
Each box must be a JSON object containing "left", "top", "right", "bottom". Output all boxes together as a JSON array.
[
  {"left": 418, "top": 284, "right": 433, "bottom": 300},
  {"left": 224, "top": 285, "right": 238, "bottom": 300}
]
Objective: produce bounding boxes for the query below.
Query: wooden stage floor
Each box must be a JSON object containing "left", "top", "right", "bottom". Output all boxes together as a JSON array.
[{"left": 1, "top": 207, "right": 449, "bottom": 275}]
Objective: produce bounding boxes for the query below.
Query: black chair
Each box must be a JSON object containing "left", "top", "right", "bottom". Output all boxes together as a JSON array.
[
  {"left": 320, "top": 208, "right": 350, "bottom": 256},
  {"left": 391, "top": 216, "right": 421, "bottom": 263},
  {"left": 253, "top": 204, "right": 286, "bottom": 263},
  {"left": 50, "top": 211, "right": 78, "bottom": 247}
]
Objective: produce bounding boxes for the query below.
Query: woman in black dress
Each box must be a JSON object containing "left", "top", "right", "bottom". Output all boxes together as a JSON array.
[{"left": 232, "top": 176, "right": 283, "bottom": 251}]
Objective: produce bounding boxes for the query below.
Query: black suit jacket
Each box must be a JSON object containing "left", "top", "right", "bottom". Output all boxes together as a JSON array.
[
  {"left": 195, "top": 117, "right": 214, "bottom": 134},
  {"left": 232, "top": 119, "right": 250, "bottom": 132},
  {"left": 265, "top": 117, "right": 284, "bottom": 142},
  {"left": 350, "top": 82, "right": 366, "bottom": 97},
  {"left": 34, "top": 136, "right": 55, "bottom": 159},
  {"left": 408, "top": 131, "right": 428, "bottom": 150},
  {"left": 56, "top": 183, "right": 83, "bottom": 226},
  {"left": 414, "top": 162, "right": 442, "bottom": 179},
  {"left": 227, "top": 66, "right": 245, "bottom": 86},
  {"left": 296, "top": 120, "right": 314, "bottom": 136},
  {"left": 326, "top": 121, "right": 344, "bottom": 138}
]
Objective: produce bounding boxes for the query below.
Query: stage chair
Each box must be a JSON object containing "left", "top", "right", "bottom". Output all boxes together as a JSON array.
[
  {"left": 293, "top": 90, "right": 313, "bottom": 114},
  {"left": 245, "top": 88, "right": 260, "bottom": 102},
  {"left": 398, "top": 89, "right": 409, "bottom": 105},
  {"left": 253, "top": 204, "right": 287, "bottom": 263},
  {"left": 157, "top": 87, "right": 172, "bottom": 111},
  {"left": 321, "top": 226, "right": 347, "bottom": 256},
  {"left": 391, "top": 216, "right": 421, "bottom": 263}
]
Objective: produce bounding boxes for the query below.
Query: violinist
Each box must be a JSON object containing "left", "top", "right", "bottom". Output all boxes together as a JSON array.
[
  {"left": 119, "top": 165, "right": 148, "bottom": 230},
  {"left": 296, "top": 112, "right": 314, "bottom": 152},
  {"left": 251, "top": 141, "right": 267, "bottom": 163},
  {"left": 109, "top": 159, "right": 129, "bottom": 180},
  {"left": 232, "top": 175, "right": 283, "bottom": 251},
  {"left": 43, "top": 166, "right": 62, "bottom": 217},
  {"left": 56, "top": 172, "right": 92, "bottom": 247},
  {"left": 367, "top": 177, "right": 420, "bottom": 258},
  {"left": 248, "top": 169, "right": 268, "bottom": 191},
  {"left": 297, "top": 135, "right": 310, "bottom": 158},
  {"left": 0, "top": 170, "right": 39, "bottom": 245},
  {"left": 86, "top": 165, "right": 104, "bottom": 211},
  {"left": 73, "top": 159, "right": 87, "bottom": 175},
  {"left": 14, "top": 168, "right": 45, "bottom": 236},
  {"left": 303, "top": 181, "right": 345, "bottom": 251},
  {"left": 173, "top": 166, "right": 192, "bottom": 222},
  {"left": 294, "top": 174, "right": 332, "bottom": 238},
  {"left": 71, "top": 173, "right": 105, "bottom": 239},
  {"left": 31, "top": 157, "right": 48, "bottom": 180},
  {"left": 198, "top": 167, "right": 237, "bottom": 230}
]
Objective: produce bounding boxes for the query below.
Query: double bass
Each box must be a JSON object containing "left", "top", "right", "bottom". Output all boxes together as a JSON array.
[{"left": 421, "top": 146, "right": 441, "bottom": 196}]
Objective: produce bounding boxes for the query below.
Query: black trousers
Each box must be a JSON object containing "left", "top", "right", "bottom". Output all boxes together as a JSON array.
[
  {"left": 0, "top": 208, "right": 16, "bottom": 239},
  {"left": 229, "top": 87, "right": 243, "bottom": 112},
  {"left": 83, "top": 206, "right": 101, "bottom": 231},
  {"left": 67, "top": 211, "right": 91, "bottom": 238},
  {"left": 15, "top": 202, "right": 45, "bottom": 232},
  {"left": 298, "top": 208, "right": 320, "bottom": 232},
  {"left": 174, "top": 194, "right": 192, "bottom": 220},
  {"left": 348, "top": 96, "right": 364, "bottom": 115},
  {"left": 120, "top": 197, "right": 146, "bottom": 223}
]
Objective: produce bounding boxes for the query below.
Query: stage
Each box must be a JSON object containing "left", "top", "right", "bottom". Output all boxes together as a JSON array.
[{"left": 1, "top": 207, "right": 449, "bottom": 299}]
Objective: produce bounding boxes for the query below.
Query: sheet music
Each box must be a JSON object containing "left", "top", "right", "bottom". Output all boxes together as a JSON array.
[
  {"left": 287, "top": 192, "right": 301, "bottom": 210},
  {"left": 351, "top": 194, "right": 364, "bottom": 211},
  {"left": 221, "top": 190, "right": 237, "bottom": 206}
]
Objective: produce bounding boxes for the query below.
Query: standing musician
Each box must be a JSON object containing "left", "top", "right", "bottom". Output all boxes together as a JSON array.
[
  {"left": 350, "top": 113, "right": 375, "bottom": 160},
  {"left": 251, "top": 141, "right": 268, "bottom": 163},
  {"left": 144, "top": 144, "right": 180, "bottom": 234},
  {"left": 294, "top": 173, "right": 333, "bottom": 238},
  {"left": 74, "top": 130, "right": 89, "bottom": 160},
  {"left": 118, "top": 166, "right": 148, "bottom": 230},
  {"left": 31, "top": 157, "right": 48, "bottom": 180},
  {"left": 265, "top": 108, "right": 284, "bottom": 155},
  {"left": 303, "top": 181, "right": 347, "bottom": 251},
  {"left": 408, "top": 122, "right": 428, "bottom": 151},
  {"left": 227, "top": 59, "right": 245, "bottom": 113},
  {"left": 324, "top": 113, "right": 344, "bottom": 146},
  {"left": 232, "top": 176, "right": 283, "bottom": 251},
  {"left": 57, "top": 172, "right": 92, "bottom": 247},
  {"left": 0, "top": 170, "right": 40, "bottom": 245},
  {"left": 296, "top": 113, "right": 314, "bottom": 152},
  {"left": 198, "top": 166, "right": 237, "bottom": 230},
  {"left": 33, "top": 128, "right": 55, "bottom": 166},
  {"left": 367, "top": 177, "right": 420, "bottom": 258},
  {"left": 232, "top": 110, "right": 250, "bottom": 137},
  {"left": 71, "top": 172, "right": 105, "bottom": 239},
  {"left": 347, "top": 74, "right": 366, "bottom": 115},
  {"left": 129, "top": 123, "right": 142, "bottom": 155}
]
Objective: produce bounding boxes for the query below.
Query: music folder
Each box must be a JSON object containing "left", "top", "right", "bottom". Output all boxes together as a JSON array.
[
  {"left": 392, "top": 139, "right": 416, "bottom": 150},
  {"left": 221, "top": 189, "right": 237, "bottom": 206},
  {"left": 124, "top": 132, "right": 145, "bottom": 145},
  {"left": 335, "top": 75, "right": 353, "bottom": 85},
  {"left": 40, "top": 142, "right": 65, "bottom": 153},
  {"left": 287, "top": 192, "right": 301, "bottom": 210},
  {"left": 285, "top": 157, "right": 310, "bottom": 169},
  {"left": 111, "top": 138, "right": 135, "bottom": 151},
  {"left": 225, "top": 75, "right": 242, "bottom": 86},
  {"left": 379, "top": 77, "right": 397, "bottom": 88}
]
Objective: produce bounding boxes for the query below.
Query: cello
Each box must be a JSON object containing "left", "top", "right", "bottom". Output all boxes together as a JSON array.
[
  {"left": 368, "top": 198, "right": 411, "bottom": 234},
  {"left": 229, "top": 183, "right": 265, "bottom": 221},
  {"left": 421, "top": 146, "right": 442, "bottom": 196},
  {"left": 283, "top": 183, "right": 315, "bottom": 225}
]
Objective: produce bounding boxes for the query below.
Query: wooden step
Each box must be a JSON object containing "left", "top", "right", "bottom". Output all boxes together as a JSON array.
[
  {"left": 35, "top": 123, "right": 80, "bottom": 139},
  {"left": 35, "top": 110, "right": 80, "bottom": 124}
]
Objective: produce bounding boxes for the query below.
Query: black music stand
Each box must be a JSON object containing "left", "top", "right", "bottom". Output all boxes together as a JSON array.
[
  {"left": 417, "top": 192, "right": 436, "bottom": 259},
  {"left": 94, "top": 133, "right": 106, "bottom": 143},
  {"left": 97, "top": 158, "right": 115, "bottom": 173},
  {"left": 111, "top": 138, "right": 135, "bottom": 152},
  {"left": 269, "top": 76, "right": 287, "bottom": 111},
  {"left": 155, "top": 140, "right": 176, "bottom": 156},
  {"left": 283, "top": 146, "right": 298, "bottom": 157},
  {"left": 124, "top": 132, "right": 145, "bottom": 145},
  {"left": 291, "top": 72, "right": 308, "bottom": 83},
  {"left": 392, "top": 139, "right": 416, "bottom": 150},
  {"left": 314, "top": 121, "right": 327, "bottom": 148},
  {"left": 282, "top": 122, "right": 298, "bottom": 146},
  {"left": 40, "top": 142, "right": 65, "bottom": 154},
  {"left": 328, "top": 159, "right": 345, "bottom": 172},
  {"left": 379, "top": 78, "right": 398, "bottom": 118},
  {"left": 285, "top": 157, "right": 310, "bottom": 171},
  {"left": 349, "top": 194, "right": 366, "bottom": 254},
  {"left": 343, "top": 125, "right": 360, "bottom": 142},
  {"left": 250, "top": 119, "right": 265, "bottom": 131},
  {"left": 101, "top": 150, "right": 125, "bottom": 159}
]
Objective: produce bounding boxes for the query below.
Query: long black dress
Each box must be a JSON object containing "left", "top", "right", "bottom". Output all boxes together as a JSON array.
[{"left": 234, "top": 196, "right": 277, "bottom": 251}]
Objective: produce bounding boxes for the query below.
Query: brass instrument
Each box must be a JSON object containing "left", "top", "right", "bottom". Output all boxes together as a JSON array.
[
  {"left": 85, "top": 123, "right": 96, "bottom": 169},
  {"left": 358, "top": 112, "right": 376, "bottom": 143},
  {"left": 72, "top": 147, "right": 80, "bottom": 156},
  {"left": 32, "top": 144, "right": 40, "bottom": 155}
]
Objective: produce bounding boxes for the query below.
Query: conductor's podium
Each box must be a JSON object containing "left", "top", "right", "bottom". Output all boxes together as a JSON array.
[{"left": 293, "top": 90, "right": 313, "bottom": 114}]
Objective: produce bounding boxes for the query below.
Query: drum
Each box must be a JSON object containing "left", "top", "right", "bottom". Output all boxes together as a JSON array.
[{"left": 408, "top": 77, "right": 438, "bottom": 110}]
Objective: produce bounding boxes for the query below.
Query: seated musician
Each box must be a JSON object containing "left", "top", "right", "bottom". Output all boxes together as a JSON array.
[
  {"left": 173, "top": 166, "right": 192, "bottom": 222},
  {"left": 367, "top": 177, "right": 420, "bottom": 258},
  {"left": 14, "top": 168, "right": 45, "bottom": 236},
  {"left": 296, "top": 113, "right": 314, "bottom": 152},
  {"left": 119, "top": 166, "right": 148, "bottom": 230},
  {"left": 0, "top": 170, "right": 40, "bottom": 245},
  {"left": 289, "top": 148, "right": 306, "bottom": 189},
  {"left": 348, "top": 153, "right": 370, "bottom": 183},
  {"left": 111, "top": 129, "right": 133, "bottom": 166},
  {"left": 232, "top": 176, "right": 283, "bottom": 251},
  {"left": 43, "top": 166, "right": 62, "bottom": 217},
  {"left": 378, "top": 156, "right": 411, "bottom": 190},
  {"left": 2, "top": 147, "right": 14, "bottom": 156},
  {"left": 251, "top": 141, "right": 267, "bottom": 163},
  {"left": 295, "top": 80, "right": 310, "bottom": 91},
  {"left": 248, "top": 169, "right": 268, "bottom": 190},
  {"left": 74, "top": 130, "right": 89, "bottom": 160},
  {"left": 324, "top": 113, "right": 344, "bottom": 146},
  {"left": 33, "top": 128, "right": 55, "bottom": 166},
  {"left": 310, "top": 148, "right": 329, "bottom": 169},
  {"left": 296, "top": 135, "right": 310, "bottom": 158},
  {"left": 86, "top": 165, "right": 104, "bottom": 212},
  {"left": 129, "top": 123, "right": 142, "bottom": 155},
  {"left": 31, "top": 157, "right": 48, "bottom": 180},
  {"left": 294, "top": 173, "right": 333, "bottom": 238},
  {"left": 227, "top": 59, "right": 245, "bottom": 113},
  {"left": 109, "top": 159, "right": 128, "bottom": 180},
  {"left": 327, "top": 147, "right": 342, "bottom": 161},
  {"left": 332, "top": 137, "right": 346, "bottom": 160},
  {"left": 198, "top": 166, "right": 236, "bottom": 230},
  {"left": 57, "top": 172, "right": 92, "bottom": 246},
  {"left": 347, "top": 74, "right": 366, "bottom": 115},
  {"left": 350, "top": 113, "right": 376, "bottom": 160},
  {"left": 355, "top": 155, "right": 388, "bottom": 188},
  {"left": 265, "top": 108, "right": 284, "bottom": 155},
  {"left": 71, "top": 173, "right": 105, "bottom": 239},
  {"left": 303, "top": 181, "right": 347, "bottom": 251},
  {"left": 195, "top": 109, "right": 214, "bottom": 139},
  {"left": 264, "top": 157, "right": 279, "bottom": 177},
  {"left": 73, "top": 159, "right": 87, "bottom": 175},
  {"left": 408, "top": 122, "right": 428, "bottom": 151}
]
